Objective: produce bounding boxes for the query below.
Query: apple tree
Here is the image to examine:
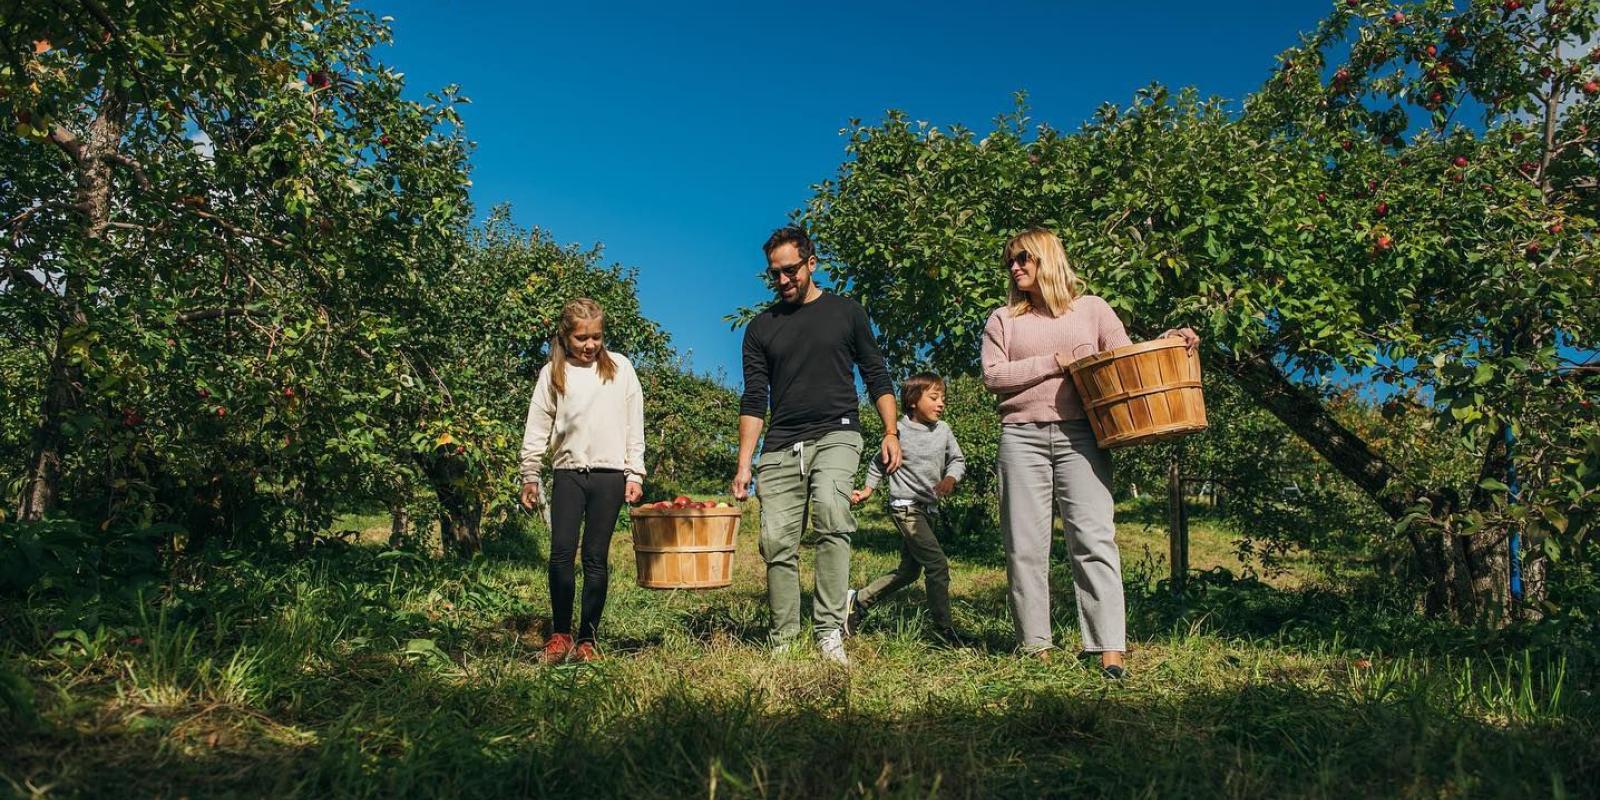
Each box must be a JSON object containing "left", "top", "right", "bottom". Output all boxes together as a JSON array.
[
  {"left": 804, "top": 0, "right": 1600, "bottom": 621},
  {"left": 0, "top": 0, "right": 475, "bottom": 543}
]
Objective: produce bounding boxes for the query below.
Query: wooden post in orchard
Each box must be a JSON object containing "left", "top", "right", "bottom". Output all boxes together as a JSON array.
[{"left": 1168, "top": 445, "right": 1189, "bottom": 596}]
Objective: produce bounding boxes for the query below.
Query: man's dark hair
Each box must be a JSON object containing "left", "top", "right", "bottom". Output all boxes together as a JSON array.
[
  {"left": 901, "top": 372, "right": 945, "bottom": 412},
  {"left": 763, "top": 225, "right": 814, "bottom": 262}
]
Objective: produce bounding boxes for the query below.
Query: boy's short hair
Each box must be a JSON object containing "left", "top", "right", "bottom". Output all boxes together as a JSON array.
[{"left": 901, "top": 372, "right": 945, "bottom": 411}]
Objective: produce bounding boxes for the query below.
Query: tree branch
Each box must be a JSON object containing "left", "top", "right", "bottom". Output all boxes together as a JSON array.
[
  {"left": 182, "top": 206, "right": 288, "bottom": 248},
  {"left": 104, "top": 152, "right": 151, "bottom": 192},
  {"left": 175, "top": 307, "right": 263, "bottom": 324},
  {"left": 77, "top": 0, "right": 121, "bottom": 35},
  {"left": 45, "top": 124, "right": 86, "bottom": 165}
]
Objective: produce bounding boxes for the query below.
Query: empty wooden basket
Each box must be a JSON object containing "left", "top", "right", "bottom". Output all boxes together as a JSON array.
[
  {"left": 1068, "top": 338, "right": 1208, "bottom": 448},
  {"left": 630, "top": 506, "right": 741, "bottom": 589}
]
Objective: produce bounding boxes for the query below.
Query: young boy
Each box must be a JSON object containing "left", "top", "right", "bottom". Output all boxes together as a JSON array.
[{"left": 845, "top": 372, "right": 967, "bottom": 644}]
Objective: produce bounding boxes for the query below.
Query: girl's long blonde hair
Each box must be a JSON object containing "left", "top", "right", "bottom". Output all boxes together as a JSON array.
[
  {"left": 549, "top": 298, "right": 617, "bottom": 396},
  {"left": 1004, "top": 228, "right": 1086, "bottom": 317}
]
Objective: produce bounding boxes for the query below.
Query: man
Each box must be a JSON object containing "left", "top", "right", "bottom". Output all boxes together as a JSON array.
[{"left": 732, "top": 225, "right": 901, "bottom": 667}]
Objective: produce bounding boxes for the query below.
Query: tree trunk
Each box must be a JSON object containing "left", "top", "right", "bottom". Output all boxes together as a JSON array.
[
  {"left": 17, "top": 96, "right": 125, "bottom": 521},
  {"left": 1217, "top": 353, "right": 1413, "bottom": 518},
  {"left": 1217, "top": 352, "right": 1552, "bottom": 621},
  {"left": 1168, "top": 450, "right": 1189, "bottom": 596},
  {"left": 1215, "top": 352, "right": 1472, "bottom": 616},
  {"left": 437, "top": 493, "right": 482, "bottom": 557},
  {"left": 389, "top": 502, "right": 410, "bottom": 548}
]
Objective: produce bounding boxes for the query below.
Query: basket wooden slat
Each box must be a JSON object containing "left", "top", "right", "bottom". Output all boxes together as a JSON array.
[
  {"left": 629, "top": 506, "right": 740, "bottom": 589},
  {"left": 1069, "top": 338, "right": 1207, "bottom": 448}
]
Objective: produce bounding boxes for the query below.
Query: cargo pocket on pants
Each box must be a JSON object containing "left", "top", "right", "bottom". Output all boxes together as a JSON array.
[{"left": 812, "top": 478, "right": 856, "bottom": 534}]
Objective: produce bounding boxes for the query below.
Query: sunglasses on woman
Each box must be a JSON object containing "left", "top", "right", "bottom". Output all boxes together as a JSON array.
[{"left": 1006, "top": 251, "right": 1034, "bottom": 268}]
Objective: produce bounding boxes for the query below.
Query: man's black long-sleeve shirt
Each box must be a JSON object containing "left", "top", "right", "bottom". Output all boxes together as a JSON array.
[{"left": 740, "top": 292, "right": 894, "bottom": 453}]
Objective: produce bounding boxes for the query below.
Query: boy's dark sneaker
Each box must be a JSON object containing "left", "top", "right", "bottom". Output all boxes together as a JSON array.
[{"left": 843, "top": 589, "right": 867, "bottom": 636}]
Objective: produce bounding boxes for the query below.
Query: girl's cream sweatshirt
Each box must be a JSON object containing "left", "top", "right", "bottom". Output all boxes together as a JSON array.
[{"left": 518, "top": 353, "right": 646, "bottom": 485}]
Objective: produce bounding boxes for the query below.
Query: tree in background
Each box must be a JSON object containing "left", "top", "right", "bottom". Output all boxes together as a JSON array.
[
  {"left": 1, "top": 0, "right": 473, "bottom": 538},
  {"left": 806, "top": 0, "right": 1599, "bottom": 622},
  {"left": 412, "top": 211, "right": 671, "bottom": 554},
  {"left": 1, "top": 3, "right": 725, "bottom": 561}
]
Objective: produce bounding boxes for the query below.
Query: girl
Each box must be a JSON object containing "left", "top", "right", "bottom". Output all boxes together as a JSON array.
[
  {"left": 519, "top": 298, "right": 646, "bottom": 664},
  {"left": 981, "top": 229, "right": 1196, "bottom": 679}
]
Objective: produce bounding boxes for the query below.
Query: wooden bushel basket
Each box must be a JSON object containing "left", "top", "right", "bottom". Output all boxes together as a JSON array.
[
  {"left": 629, "top": 506, "right": 741, "bottom": 589},
  {"left": 1068, "top": 338, "right": 1207, "bottom": 448}
]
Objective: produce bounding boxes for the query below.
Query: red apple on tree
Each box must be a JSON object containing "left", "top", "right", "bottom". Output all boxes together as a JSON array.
[
  {"left": 1452, "top": 155, "right": 1469, "bottom": 168},
  {"left": 1374, "top": 234, "right": 1393, "bottom": 252}
]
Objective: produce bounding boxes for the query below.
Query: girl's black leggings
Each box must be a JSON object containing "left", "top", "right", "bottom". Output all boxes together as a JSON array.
[{"left": 547, "top": 469, "right": 626, "bottom": 642}]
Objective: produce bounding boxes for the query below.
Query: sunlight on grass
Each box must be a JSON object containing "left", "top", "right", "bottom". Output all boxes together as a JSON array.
[{"left": 3, "top": 502, "right": 1594, "bottom": 798}]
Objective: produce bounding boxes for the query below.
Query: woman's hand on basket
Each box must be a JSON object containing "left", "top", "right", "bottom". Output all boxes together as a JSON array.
[
  {"left": 624, "top": 481, "right": 643, "bottom": 505},
  {"left": 1159, "top": 327, "right": 1201, "bottom": 353}
]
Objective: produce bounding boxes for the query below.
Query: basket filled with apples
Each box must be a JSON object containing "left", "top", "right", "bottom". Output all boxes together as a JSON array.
[{"left": 630, "top": 496, "right": 741, "bottom": 589}]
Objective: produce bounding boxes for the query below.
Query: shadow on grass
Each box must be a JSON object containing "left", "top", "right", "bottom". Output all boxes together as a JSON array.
[
  {"left": 7, "top": 537, "right": 1599, "bottom": 800},
  {"left": 5, "top": 644, "right": 1595, "bottom": 799}
]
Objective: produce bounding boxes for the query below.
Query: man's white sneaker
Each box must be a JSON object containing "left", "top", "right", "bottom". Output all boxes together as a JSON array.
[{"left": 818, "top": 630, "right": 850, "bottom": 667}]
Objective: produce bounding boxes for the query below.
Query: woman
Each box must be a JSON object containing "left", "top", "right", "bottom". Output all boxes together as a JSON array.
[
  {"left": 519, "top": 298, "right": 646, "bottom": 664},
  {"left": 980, "top": 228, "right": 1197, "bottom": 678}
]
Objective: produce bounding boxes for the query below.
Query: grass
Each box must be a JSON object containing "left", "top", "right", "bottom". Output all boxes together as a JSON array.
[{"left": 1, "top": 500, "right": 1595, "bottom": 798}]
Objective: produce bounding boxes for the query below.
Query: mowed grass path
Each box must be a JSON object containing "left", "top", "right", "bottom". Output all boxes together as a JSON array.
[{"left": 2, "top": 501, "right": 1594, "bottom": 798}]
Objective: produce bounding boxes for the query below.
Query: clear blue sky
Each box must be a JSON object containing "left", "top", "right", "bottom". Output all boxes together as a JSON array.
[{"left": 369, "top": 0, "right": 1336, "bottom": 383}]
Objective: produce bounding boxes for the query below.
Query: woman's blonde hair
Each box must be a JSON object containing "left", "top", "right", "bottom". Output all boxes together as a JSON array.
[
  {"left": 549, "top": 298, "right": 617, "bottom": 395},
  {"left": 1004, "top": 228, "right": 1086, "bottom": 317}
]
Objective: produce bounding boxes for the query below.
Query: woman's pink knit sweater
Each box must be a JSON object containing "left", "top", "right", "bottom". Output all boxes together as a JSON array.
[{"left": 980, "top": 296, "right": 1132, "bottom": 423}]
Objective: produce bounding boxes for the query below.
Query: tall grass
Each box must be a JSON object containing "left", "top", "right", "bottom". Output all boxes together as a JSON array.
[{"left": 1, "top": 502, "right": 1595, "bottom": 798}]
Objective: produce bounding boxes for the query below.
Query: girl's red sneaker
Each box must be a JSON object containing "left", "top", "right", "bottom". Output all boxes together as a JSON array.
[
  {"left": 572, "top": 641, "right": 600, "bottom": 663},
  {"left": 541, "top": 633, "right": 574, "bottom": 665}
]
